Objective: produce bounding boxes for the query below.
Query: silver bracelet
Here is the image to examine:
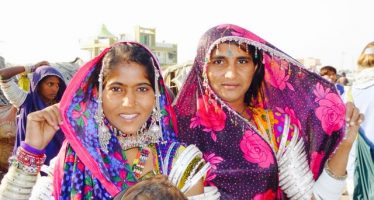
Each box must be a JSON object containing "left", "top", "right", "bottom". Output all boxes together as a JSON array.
[
  {"left": 24, "top": 65, "right": 32, "bottom": 73},
  {"left": 324, "top": 160, "right": 347, "bottom": 180}
]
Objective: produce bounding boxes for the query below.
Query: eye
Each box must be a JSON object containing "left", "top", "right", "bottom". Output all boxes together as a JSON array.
[
  {"left": 238, "top": 58, "right": 249, "bottom": 64},
  {"left": 109, "top": 87, "right": 123, "bottom": 93},
  {"left": 137, "top": 86, "right": 150, "bottom": 93},
  {"left": 47, "top": 82, "right": 54, "bottom": 87},
  {"left": 212, "top": 59, "right": 224, "bottom": 65}
]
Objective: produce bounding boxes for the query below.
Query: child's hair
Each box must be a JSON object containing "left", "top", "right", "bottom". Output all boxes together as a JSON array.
[{"left": 119, "top": 175, "right": 187, "bottom": 200}]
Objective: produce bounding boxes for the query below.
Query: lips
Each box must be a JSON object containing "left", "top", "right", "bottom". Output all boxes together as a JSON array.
[
  {"left": 221, "top": 83, "right": 240, "bottom": 90},
  {"left": 119, "top": 113, "right": 139, "bottom": 120},
  {"left": 47, "top": 94, "right": 57, "bottom": 99}
]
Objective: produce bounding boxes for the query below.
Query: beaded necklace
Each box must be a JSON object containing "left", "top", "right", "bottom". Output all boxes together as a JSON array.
[{"left": 132, "top": 147, "right": 151, "bottom": 179}]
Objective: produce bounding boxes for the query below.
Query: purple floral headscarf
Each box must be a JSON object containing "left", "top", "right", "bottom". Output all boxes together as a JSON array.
[
  {"left": 55, "top": 42, "right": 178, "bottom": 199},
  {"left": 174, "top": 24, "right": 345, "bottom": 199}
]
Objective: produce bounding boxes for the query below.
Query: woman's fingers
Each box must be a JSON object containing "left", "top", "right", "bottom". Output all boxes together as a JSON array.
[
  {"left": 25, "top": 104, "right": 62, "bottom": 150},
  {"left": 349, "top": 105, "right": 360, "bottom": 126},
  {"left": 345, "top": 102, "right": 354, "bottom": 123},
  {"left": 47, "top": 104, "right": 62, "bottom": 130},
  {"left": 28, "top": 105, "right": 61, "bottom": 130},
  {"left": 344, "top": 102, "right": 365, "bottom": 143}
]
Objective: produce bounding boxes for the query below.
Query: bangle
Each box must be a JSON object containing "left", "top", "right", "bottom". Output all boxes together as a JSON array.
[
  {"left": 24, "top": 65, "right": 37, "bottom": 73},
  {"left": 16, "top": 147, "right": 46, "bottom": 172},
  {"left": 21, "top": 141, "right": 45, "bottom": 155},
  {"left": 24, "top": 65, "right": 32, "bottom": 73},
  {"left": 324, "top": 160, "right": 347, "bottom": 180}
]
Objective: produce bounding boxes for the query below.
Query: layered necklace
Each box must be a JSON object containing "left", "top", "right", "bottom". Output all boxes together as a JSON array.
[{"left": 107, "top": 120, "right": 162, "bottom": 151}]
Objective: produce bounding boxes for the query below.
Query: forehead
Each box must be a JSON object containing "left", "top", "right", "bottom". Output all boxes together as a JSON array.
[
  {"left": 211, "top": 43, "right": 251, "bottom": 57},
  {"left": 106, "top": 61, "right": 150, "bottom": 83},
  {"left": 42, "top": 75, "right": 60, "bottom": 83}
]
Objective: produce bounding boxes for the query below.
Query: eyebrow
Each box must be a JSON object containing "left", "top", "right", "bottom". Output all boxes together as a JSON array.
[
  {"left": 210, "top": 55, "right": 252, "bottom": 60},
  {"left": 210, "top": 55, "right": 226, "bottom": 60},
  {"left": 237, "top": 56, "right": 252, "bottom": 59},
  {"left": 107, "top": 82, "right": 152, "bottom": 87}
]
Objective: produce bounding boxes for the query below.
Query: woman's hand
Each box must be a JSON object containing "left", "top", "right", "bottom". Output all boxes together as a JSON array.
[
  {"left": 326, "top": 102, "right": 365, "bottom": 178},
  {"left": 32, "top": 61, "right": 50, "bottom": 71},
  {"left": 25, "top": 103, "right": 62, "bottom": 150},
  {"left": 342, "top": 102, "right": 364, "bottom": 146},
  {"left": 34, "top": 61, "right": 50, "bottom": 67}
]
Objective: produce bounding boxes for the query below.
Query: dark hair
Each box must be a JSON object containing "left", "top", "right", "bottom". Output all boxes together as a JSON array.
[
  {"left": 37, "top": 75, "right": 64, "bottom": 102},
  {"left": 209, "top": 42, "right": 265, "bottom": 106},
  {"left": 243, "top": 44, "right": 264, "bottom": 106},
  {"left": 319, "top": 66, "right": 337, "bottom": 76},
  {"left": 86, "top": 43, "right": 155, "bottom": 99},
  {"left": 120, "top": 175, "right": 187, "bottom": 200}
]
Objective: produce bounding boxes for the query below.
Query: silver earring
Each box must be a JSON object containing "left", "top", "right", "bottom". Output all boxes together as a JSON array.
[
  {"left": 150, "top": 58, "right": 164, "bottom": 142},
  {"left": 148, "top": 107, "right": 162, "bottom": 140},
  {"left": 96, "top": 65, "right": 111, "bottom": 153}
]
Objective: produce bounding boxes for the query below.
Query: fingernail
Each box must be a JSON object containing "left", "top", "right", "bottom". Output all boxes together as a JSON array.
[
  {"left": 346, "top": 117, "right": 350, "bottom": 122},
  {"left": 350, "top": 121, "right": 355, "bottom": 126},
  {"left": 59, "top": 121, "right": 64, "bottom": 125}
]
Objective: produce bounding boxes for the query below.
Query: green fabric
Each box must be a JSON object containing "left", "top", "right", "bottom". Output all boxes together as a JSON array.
[{"left": 354, "top": 131, "right": 374, "bottom": 200}]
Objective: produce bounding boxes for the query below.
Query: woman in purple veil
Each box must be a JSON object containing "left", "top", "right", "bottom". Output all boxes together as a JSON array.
[
  {"left": 174, "top": 24, "right": 363, "bottom": 199},
  {"left": 0, "top": 63, "right": 66, "bottom": 165}
]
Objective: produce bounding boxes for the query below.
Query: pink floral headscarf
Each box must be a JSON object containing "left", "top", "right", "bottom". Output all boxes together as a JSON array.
[{"left": 174, "top": 24, "right": 345, "bottom": 199}]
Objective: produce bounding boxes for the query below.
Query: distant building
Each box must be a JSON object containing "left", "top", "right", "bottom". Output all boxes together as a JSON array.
[
  {"left": 134, "top": 26, "right": 177, "bottom": 67},
  {"left": 81, "top": 25, "right": 178, "bottom": 67},
  {"left": 297, "top": 57, "right": 321, "bottom": 72},
  {"left": 81, "top": 24, "right": 117, "bottom": 58}
]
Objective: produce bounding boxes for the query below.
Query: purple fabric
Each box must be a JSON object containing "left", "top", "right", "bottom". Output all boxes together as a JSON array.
[
  {"left": 14, "top": 66, "right": 66, "bottom": 164},
  {"left": 21, "top": 141, "right": 45, "bottom": 155},
  {"left": 174, "top": 24, "right": 345, "bottom": 199}
]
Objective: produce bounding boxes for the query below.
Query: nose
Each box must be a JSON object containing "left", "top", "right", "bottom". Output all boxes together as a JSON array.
[
  {"left": 122, "top": 91, "right": 136, "bottom": 107},
  {"left": 224, "top": 63, "right": 237, "bottom": 79},
  {"left": 52, "top": 84, "right": 59, "bottom": 93}
]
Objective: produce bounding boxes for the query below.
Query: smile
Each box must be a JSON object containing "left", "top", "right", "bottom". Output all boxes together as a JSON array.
[{"left": 120, "top": 114, "right": 139, "bottom": 120}]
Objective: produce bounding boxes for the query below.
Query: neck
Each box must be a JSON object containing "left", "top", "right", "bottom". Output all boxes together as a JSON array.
[
  {"left": 42, "top": 99, "right": 55, "bottom": 106},
  {"left": 227, "top": 101, "right": 247, "bottom": 114}
]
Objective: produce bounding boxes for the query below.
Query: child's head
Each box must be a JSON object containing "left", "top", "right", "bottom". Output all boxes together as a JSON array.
[
  {"left": 319, "top": 66, "right": 337, "bottom": 83},
  {"left": 120, "top": 175, "right": 187, "bottom": 200}
]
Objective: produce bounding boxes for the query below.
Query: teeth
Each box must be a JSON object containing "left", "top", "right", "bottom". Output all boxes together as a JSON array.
[{"left": 120, "top": 114, "right": 138, "bottom": 120}]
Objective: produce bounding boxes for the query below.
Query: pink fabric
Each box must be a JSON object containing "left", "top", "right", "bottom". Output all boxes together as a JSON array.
[
  {"left": 53, "top": 140, "right": 68, "bottom": 200},
  {"left": 57, "top": 47, "right": 120, "bottom": 196},
  {"left": 240, "top": 129, "right": 275, "bottom": 169}
]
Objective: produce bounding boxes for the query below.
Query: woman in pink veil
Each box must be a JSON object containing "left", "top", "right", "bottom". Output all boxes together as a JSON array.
[{"left": 174, "top": 24, "right": 363, "bottom": 199}]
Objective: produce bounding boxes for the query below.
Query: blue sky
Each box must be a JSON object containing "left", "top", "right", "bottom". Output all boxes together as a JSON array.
[{"left": 0, "top": 0, "right": 373, "bottom": 70}]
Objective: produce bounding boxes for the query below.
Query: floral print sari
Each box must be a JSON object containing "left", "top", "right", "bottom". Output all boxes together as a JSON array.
[{"left": 174, "top": 24, "right": 345, "bottom": 199}]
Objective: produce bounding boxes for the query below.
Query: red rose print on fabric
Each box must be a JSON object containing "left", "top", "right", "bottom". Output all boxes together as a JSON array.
[
  {"left": 313, "top": 83, "right": 345, "bottom": 135},
  {"left": 264, "top": 54, "right": 295, "bottom": 91},
  {"left": 276, "top": 106, "right": 301, "bottom": 129},
  {"left": 203, "top": 152, "right": 224, "bottom": 186},
  {"left": 190, "top": 94, "right": 226, "bottom": 142},
  {"left": 240, "top": 129, "right": 274, "bottom": 168},
  {"left": 310, "top": 151, "right": 325, "bottom": 179},
  {"left": 253, "top": 189, "right": 276, "bottom": 200}
]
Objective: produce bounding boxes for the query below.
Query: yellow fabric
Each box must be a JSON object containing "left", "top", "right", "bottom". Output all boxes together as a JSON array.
[
  {"left": 250, "top": 107, "right": 279, "bottom": 152},
  {"left": 18, "top": 73, "right": 30, "bottom": 92}
]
